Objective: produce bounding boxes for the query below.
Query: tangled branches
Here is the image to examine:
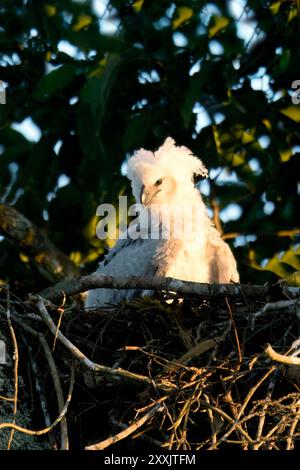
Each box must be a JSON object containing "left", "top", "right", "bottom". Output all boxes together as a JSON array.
[{"left": 0, "top": 277, "right": 300, "bottom": 450}]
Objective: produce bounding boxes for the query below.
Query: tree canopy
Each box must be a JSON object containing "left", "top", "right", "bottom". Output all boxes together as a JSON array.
[{"left": 0, "top": 0, "right": 300, "bottom": 291}]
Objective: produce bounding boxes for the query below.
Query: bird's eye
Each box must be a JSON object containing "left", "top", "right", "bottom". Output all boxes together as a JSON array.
[
  {"left": 193, "top": 174, "right": 202, "bottom": 184},
  {"left": 154, "top": 178, "right": 163, "bottom": 186}
]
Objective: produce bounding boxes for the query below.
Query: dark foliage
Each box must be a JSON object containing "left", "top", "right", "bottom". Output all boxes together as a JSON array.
[{"left": 0, "top": 0, "right": 300, "bottom": 289}]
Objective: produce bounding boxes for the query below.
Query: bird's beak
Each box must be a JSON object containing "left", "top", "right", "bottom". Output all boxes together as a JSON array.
[{"left": 140, "top": 184, "right": 146, "bottom": 204}]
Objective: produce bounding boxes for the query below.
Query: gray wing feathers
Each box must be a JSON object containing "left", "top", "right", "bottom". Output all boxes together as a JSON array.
[{"left": 85, "top": 236, "right": 160, "bottom": 308}]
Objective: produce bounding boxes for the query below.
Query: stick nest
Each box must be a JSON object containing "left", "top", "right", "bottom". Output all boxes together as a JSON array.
[{"left": 1, "top": 287, "right": 300, "bottom": 450}]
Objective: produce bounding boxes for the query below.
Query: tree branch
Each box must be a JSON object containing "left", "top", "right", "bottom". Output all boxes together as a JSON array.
[
  {"left": 0, "top": 204, "right": 78, "bottom": 283},
  {"left": 265, "top": 344, "right": 300, "bottom": 366},
  {"left": 34, "top": 296, "right": 176, "bottom": 392},
  {"left": 85, "top": 403, "right": 164, "bottom": 450},
  {"left": 39, "top": 274, "right": 300, "bottom": 304}
]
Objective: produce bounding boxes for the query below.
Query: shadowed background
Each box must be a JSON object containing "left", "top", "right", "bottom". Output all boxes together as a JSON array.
[{"left": 0, "top": 0, "right": 299, "bottom": 292}]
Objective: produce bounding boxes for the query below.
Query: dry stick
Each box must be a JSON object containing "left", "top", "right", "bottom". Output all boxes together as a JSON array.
[
  {"left": 21, "top": 332, "right": 57, "bottom": 449},
  {"left": 34, "top": 296, "right": 176, "bottom": 392},
  {"left": 265, "top": 344, "right": 300, "bottom": 366},
  {"left": 203, "top": 393, "right": 217, "bottom": 446},
  {"left": 168, "top": 382, "right": 201, "bottom": 450},
  {"left": 208, "top": 366, "right": 276, "bottom": 449},
  {"left": 254, "top": 413, "right": 291, "bottom": 450},
  {"left": 222, "top": 228, "right": 300, "bottom": 240},
  {"left": 286, "top": 402, "right": 300, "bottom": 450},
  {"left": 39, "top": 274, "right": 300, "bottom": 304},
  {"left": 250, "top": 299, "right": 300, "bottom": 331},
  {"left": 225, "top": 297, "right": 242, "bottom": 364},
  {"left": 5, "top": 288, "right": 19, "bottom": 450},
  {"left": 220, "top": 303, "right": 245, "bottom": 445},
  {"left": 85, "top": 403, "right": 164, "bottom": 450},
  {"left": 0, "top": 361, "right": 75, "bottom": 436},
  {"left": 109, "top": 413, "right": 163, "bottom": 448},
  {"left": 0, "top": 308, "right": 69, "bottom": 450},
  {"left": 253, "top": 369, "right": 279, "bottom": 450},
  {"left": 291, "top": 336, "right": 300, "bottom": 353},
  {"left": 0, "top": 395, "right": 15, "bottom": 402},
  {"left": 253, "top": 299, "right": 300, "bottom": 319},
  {"left": 166, "top": 336, "right": 224, "bottom": 373},
  {"left": 53, "top": 305, "right": 65, "bottom": 351},
  {"left": 198, "top": 400, "right": 255, "bottom": 445},
  {"left": 38, "top": 336, "right": 69, "bottom": 450}
]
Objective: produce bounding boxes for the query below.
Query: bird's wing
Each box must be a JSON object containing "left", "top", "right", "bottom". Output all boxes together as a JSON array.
[
  {"left": 85, "top": 230, "right": 160, "bottom": 308},
  {"left": 207, "top": 226, "right": 240, "bottom": 283}
]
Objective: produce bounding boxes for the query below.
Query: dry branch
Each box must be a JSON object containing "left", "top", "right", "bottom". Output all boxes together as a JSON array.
[
  {"left": 0, "top": 306, "right": 69, "bottom": 449},
  {"left": 0, "top": 204, "right": 78, "bottom": 283},
  {"left": 5, "top": 288, "right": 19, "bottom": 449},
  {"left": 2, "top": 277, "right": 300, "bottom": 450},
  {"left": 39, "top": 274, "right": 300, "bottom": 304},
  {"left": 85, "top": 403, "right": 164, "bottom": 450},
  {"left": 265, "top": 344, "right": 300, "bottom": 366},
  {"left": 0, "top": 362, "right": 75, "bottom": 436},
  {"left": 34, "top": 296, "right": 176, "bottom": 392}
]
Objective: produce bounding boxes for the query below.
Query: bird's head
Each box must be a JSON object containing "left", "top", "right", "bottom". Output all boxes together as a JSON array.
[{"left": 127, "top": 137, "right": 208, "bottom": 206}]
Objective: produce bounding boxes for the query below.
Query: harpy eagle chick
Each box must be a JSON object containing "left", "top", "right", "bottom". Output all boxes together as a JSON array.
[{"left": 85, "top": 137, "right": 239, "bottom": 308}]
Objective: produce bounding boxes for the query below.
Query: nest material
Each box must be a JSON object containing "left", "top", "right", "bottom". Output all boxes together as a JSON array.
[{"left": 1, "top": 287, "right": 300, "bottom": 450}]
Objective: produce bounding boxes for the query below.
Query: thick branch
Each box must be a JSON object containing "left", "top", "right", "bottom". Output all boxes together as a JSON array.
[
  {"left": 39, "top": 274, "right": 300, "bottom": 304},
  {"left": 85, "top": 404, "right": 164, "bottom": 450},
  {"left": 0, "top": 204, "right": 78, "bottom": 282},
  {"left": 265, "top": 344, "right": 300, "bottom": 366}
]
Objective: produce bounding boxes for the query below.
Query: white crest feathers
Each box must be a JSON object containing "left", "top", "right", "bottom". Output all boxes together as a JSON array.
[{"left": 127, "top": 137, "right": 208, "bottom": 184}]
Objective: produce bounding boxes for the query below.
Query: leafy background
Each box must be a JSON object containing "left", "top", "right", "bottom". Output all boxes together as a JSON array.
[{"left": 0, "top": 0, "right": 299, "bottom": 291}]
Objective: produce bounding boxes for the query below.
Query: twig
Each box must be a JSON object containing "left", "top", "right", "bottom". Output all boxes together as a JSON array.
[
  {"left": 250, "top": 298, "right": 300, "bottom": 331},
  {"left": 85, "top": 403, "right": 164, "bottom": 450},
  {"left": 0, "top": 361, "right": 75, "bottom": 436},
  {"left": 53, "top": 304, "right": 65, "bottom": 351},
  {"left": 109, "top": 412, "right": 163, "bottom": 447},
  {"left": 5, "top": 287, "right": 19, "bottom": 450},
  {"left": 0, "top": 307, "right": 69, "bottom": 449},
  {"left": 286, "top": 401, "right": 300, "bottom": 450},
  {"left": 199, "top": 399, "right": 255, "bottom": 445},
  {"left": 203, "top": 394, "right": 217, "bottom": 446},
  {"left": 253, "top": 299, "right": 300, "bottom": 320},
  {"left": 253, "top": 370, "right": 279, "bottom": 450},
  {"left": 225, "top": 297, "right": 242, "bottom": 364},
  {"left": 38, "top": 335, "right": 69, "bottom": 450},
  {"left": 0, "top": 395, "right": 15, "bottom": 402},
  {"left": 38, "top": 274, "right": 300, "bottom": 304},
  {"left": 21, "top": 333, "right": 57, "bottom": 449},
  {"left": 222, "top": 228, "right": 300, "bottom": 240},
  {"left": 34, "top": 296, "right": 176, "bottom": 392},
  {"left": 208, "top": 366, "right": 276, "bottom": 449},
  {"left": 265, "top": 344, "right": 300, "bottom": 366},
  {"left": 167, "top": 336, "right": 223, "bottom": 373}
]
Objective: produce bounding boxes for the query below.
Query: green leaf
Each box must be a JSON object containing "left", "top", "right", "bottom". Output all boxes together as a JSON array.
[
  {"left": 81, "top": 55, "right": 121, "bottom": 122},
  {"left": 172, "top": 7, "right": 193, "bottom": 29},
  {"left": 123, "top": 114, "right": 152, "bottom": 151},
  {"left": 73, "top": 14, "right": 93, "bottom": 32},
  {"left": 280, "top": 106, "right": 300, "bottom": 123},
  {"left": 252, "top": 245, "right": 300, "bottom": 285},
  {"left": 208, "top": 16, "right": 230, "bottom": 38},
  {"left": 215, "top": 182, "right": 249, "bottom": 207},
  {"left": 132, "top": 0, "right": 144, "bottom": 13}
]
